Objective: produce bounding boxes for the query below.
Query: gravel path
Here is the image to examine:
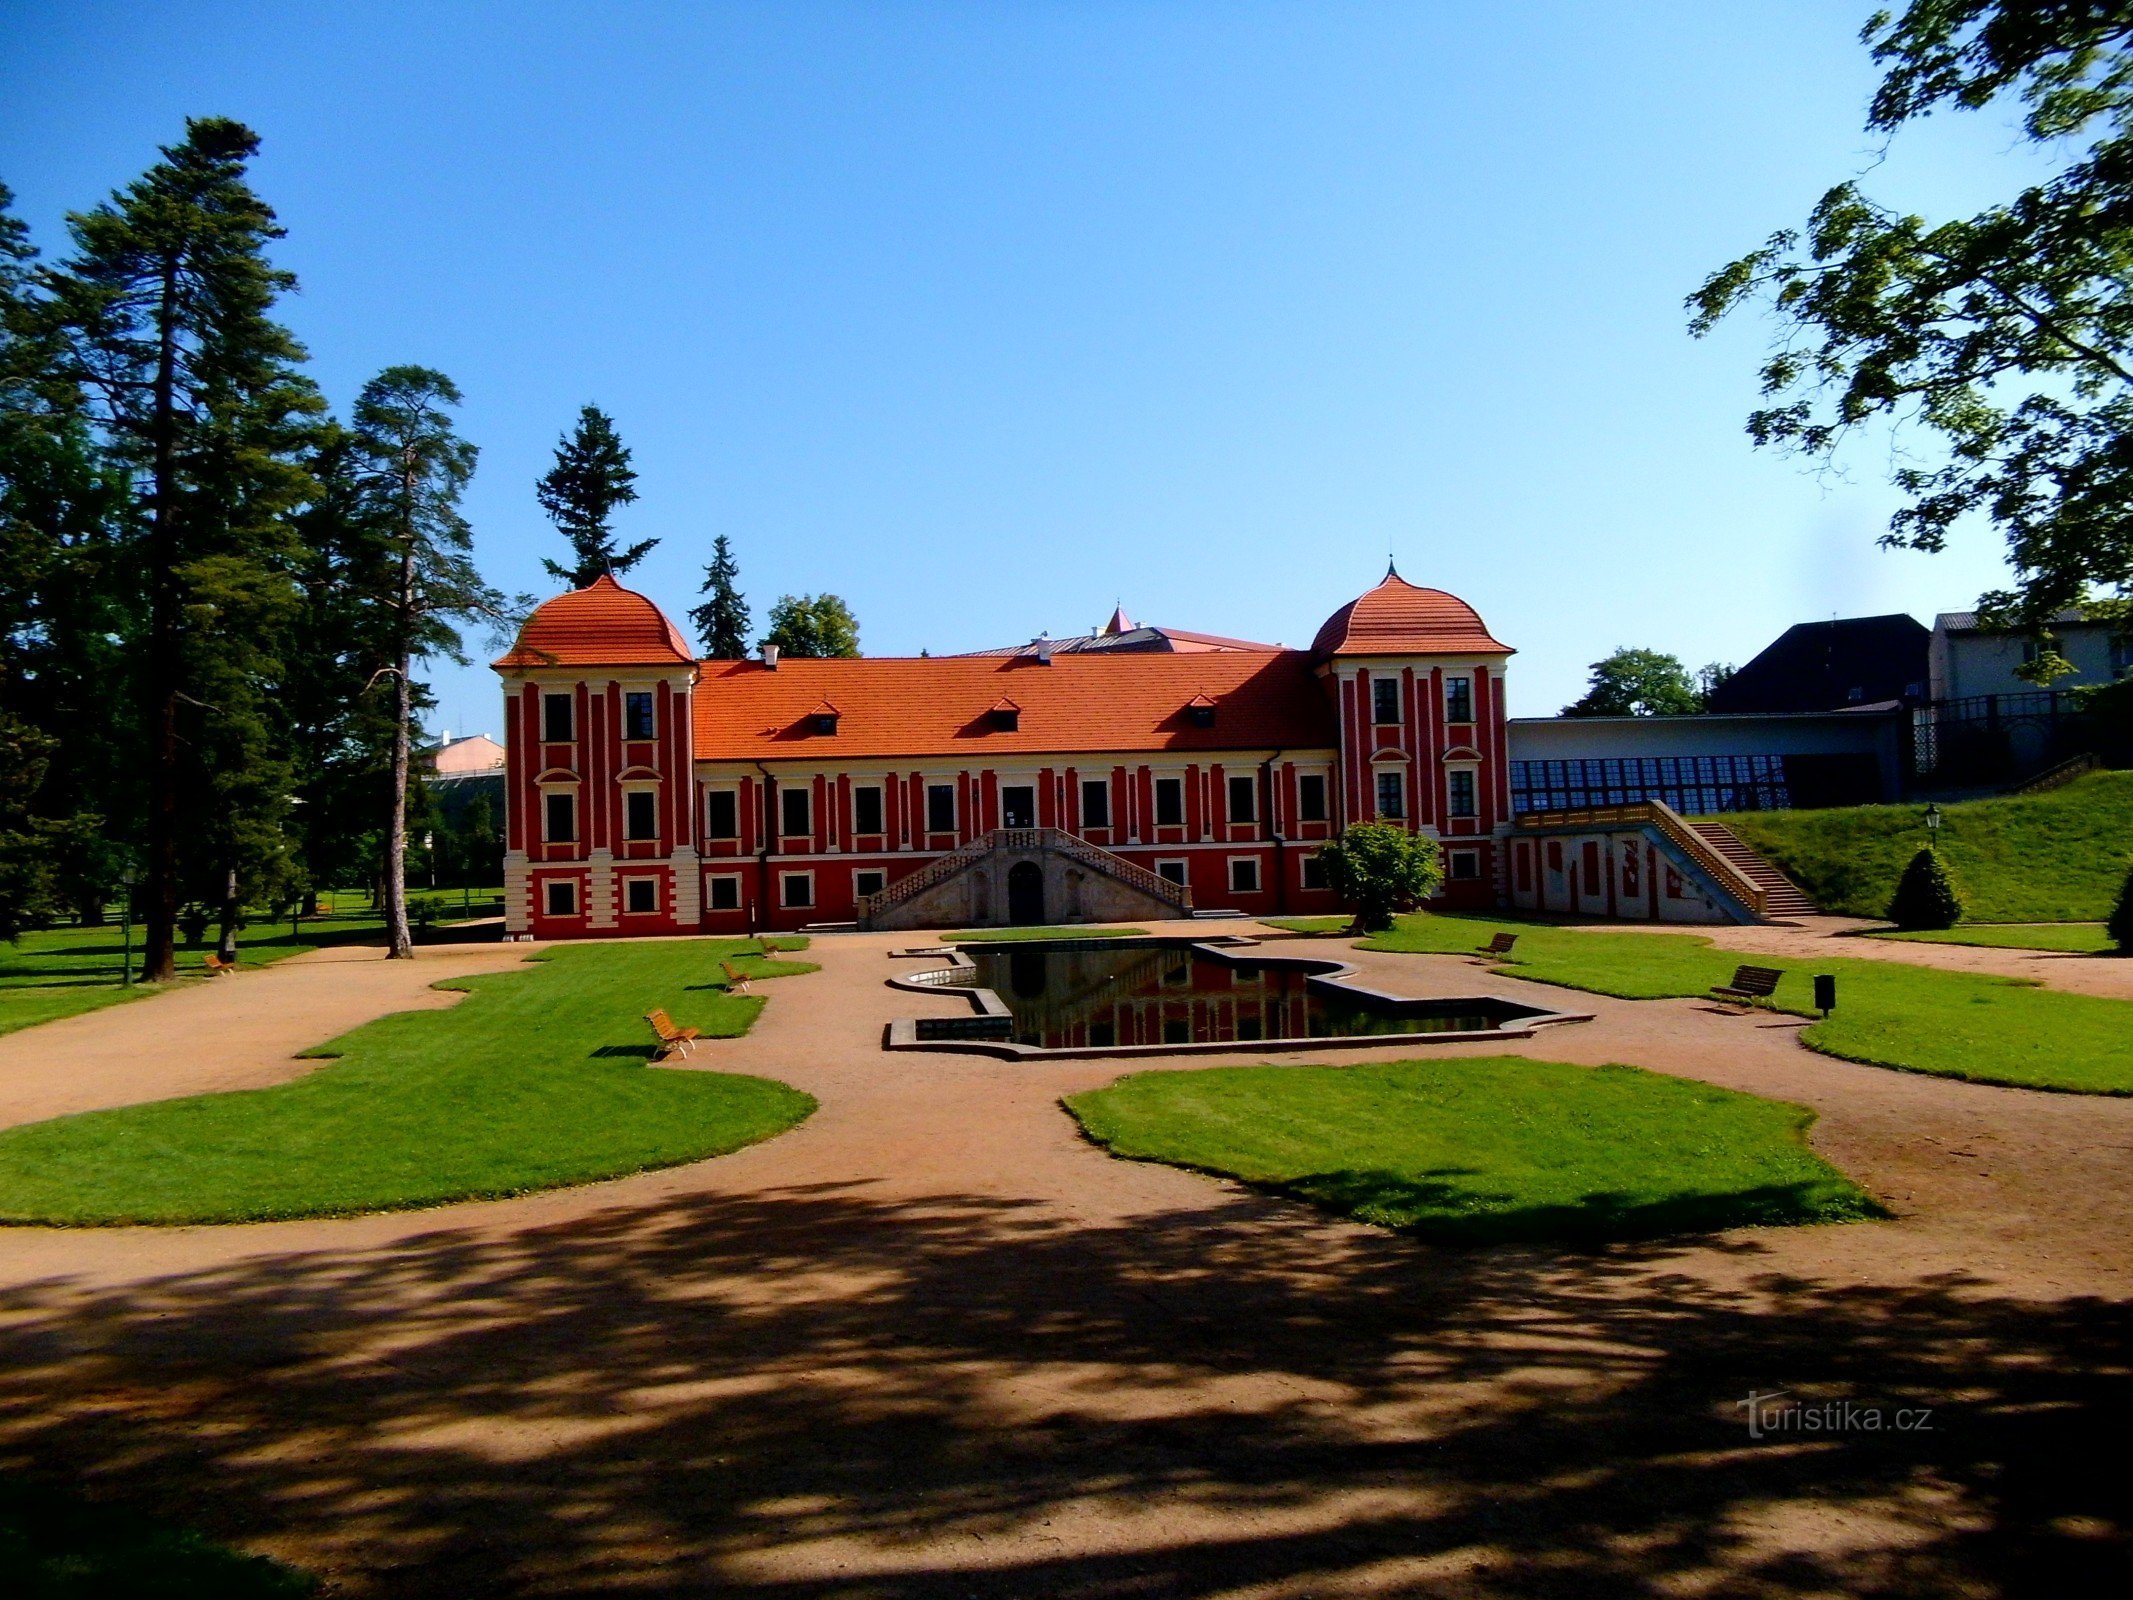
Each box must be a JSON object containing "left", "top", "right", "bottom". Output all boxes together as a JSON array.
[{"left": 0, "top": 927, "right": 2124, "bottom": 1597}]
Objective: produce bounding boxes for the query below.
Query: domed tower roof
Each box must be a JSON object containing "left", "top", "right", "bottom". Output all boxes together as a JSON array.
[
  {"left": 1311, "top": 570, "right": 1514, "bottom": 658},
  {"left": 494, "top": 574, "right": 696, "bottom": 670}
]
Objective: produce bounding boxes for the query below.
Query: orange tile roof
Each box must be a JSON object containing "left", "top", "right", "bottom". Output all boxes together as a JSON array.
[
  {"left": 1311, "top": 573, "right": 1514, "bottom": 658},
  {"left": 494, "top": 574, "right": 696, "bottom": 670},
  {"left": 693, "top": 651, "right": 1334, "bottom": 761}
]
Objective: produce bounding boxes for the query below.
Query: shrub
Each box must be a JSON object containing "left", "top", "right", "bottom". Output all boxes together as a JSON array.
[
  {"left": 408, "top": 895, "right": 446, "bottom": 930},
  {"left": 2109, "top": 863, "right": 2133, "bottom": 954},
  {"left": 1886, "top": 847, "right": 1963, "bottom": 930},
  {"left": 1318, "top": 823, "right": 1444, "bottom": 933}
]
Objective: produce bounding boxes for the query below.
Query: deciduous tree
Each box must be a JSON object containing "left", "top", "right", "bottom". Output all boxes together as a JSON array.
[
  {"left": 1562, "top": 648, "right": 1703, "bottom": 717},
  {"left": 764, "top": 592, "right": 860, "bottom": 658},
  {"left": 1318, "top": 822, "right": 1444, "bottom": 934}
]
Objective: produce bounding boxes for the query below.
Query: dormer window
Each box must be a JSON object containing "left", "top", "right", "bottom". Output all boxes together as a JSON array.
[
  {"left": 1187, "top": 693, "right": 1216, "bottom": 728},
  {"left": 989, "top": 698, "right": 1021, "bottom": 732},
  {"left": 810, "top": 701, "right": 840, "bottom": 736}
]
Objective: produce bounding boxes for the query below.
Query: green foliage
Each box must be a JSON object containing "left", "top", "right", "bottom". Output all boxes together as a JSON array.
[
  {"left": 1888, "top": 847, "right": 1965, "bottom": 930},
  {"left": 1561, "top": 647, "right": 1704, "bottom": 716},
  {"left": 537, "top": 403, "right": 650, "bottom": 586},
  {"left": 0, "top": 1473, "right": 315, "bottom": 1597},
  {"left": 764, "top": 591, "right": 861, "bottom": 658},
  {"left": 1359, "top": 909, "right": 2133, "bottom": 1093},
  {"left": 1720, "top": 773, "right": 2133, "bottom": 921},
  {"left": 689, "top": 531, "right": 752, "bottom": 658},
  {"left": 1067, "top": 1058, "right": 1881, "bottom": 1245},
  {"left": 0, "top": 699, "right": 57, "bottom": 940},
  {"left": 2109, "top": 863, "right": 2133, "bottom": 953},
  {"left": 1691, "top": 1, "right": 2133, "bottom": 641},
  {"left": 1317, "top": 822, "right": 1443, "bottom": 932},
  {"left": 0, "top": 937, "right": 817, "bottom": 1223}
]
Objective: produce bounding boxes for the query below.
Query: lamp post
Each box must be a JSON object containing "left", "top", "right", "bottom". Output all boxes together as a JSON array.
[
  {"left": 424, "top": 830, "right": 436, "bottom": 890},
  {"left": 117, "top": 857, "right": 138, "bottom": 988},
  {"left": 1924, "top": 802, "right": 1942, "bottom": 848}
]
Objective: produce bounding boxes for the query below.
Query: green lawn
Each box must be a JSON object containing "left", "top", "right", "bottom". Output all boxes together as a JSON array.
[
  {"left": 1066, "top": 1058, "right": 1882, "bottom": 1245},
  {"left": 0, "top": 1474, "right": 313, "bottom": 1597},
  {"left": 1343, "top": 911, "right": 2133, "bottom": 1094},
  {"left": 0, "top": 937, "right": 816, "bottom": 1225},
  {"left": 1715, "top": 771, "right": 2133, "bottom": 922},
  {"left": 1256, "top": 916, "right": 1354, "bottom": 935},
  {"left": 947, "top": 925, "right": 1151, "bottom": 943},
  {"left": 0, "top": 889, "right": 505, "bottom": 1040},
  {"left": 1874, "top": 922, "right": 2119, "bottom": 954}
]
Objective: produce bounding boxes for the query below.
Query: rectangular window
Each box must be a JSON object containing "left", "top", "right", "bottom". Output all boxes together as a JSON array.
[
  {"left": 1229, "top": 856, "right": 1260, "bottom": 893},
  {"left": 623, "top": 690, "right": 655, "bottom": 740},
  {"left": 1582, "top": 840, "right": 1602, "bottom": 892},
  {"left": 1445, "top": 676, "right": 1473, "bottom": 724},
  {"left": 625, "top": 789, "right": 658, "bottom": 841},
  {"left": 708, "top": 875, "right": 741, "bottom": 911},
  {"left": 1163, "top": 1018, "right": 1190, "bottom": 1044},
  {"left": 780, "top": 786, "right": 811, "bottom": 838},
  {"left": 1080, "top": 778, "right": 1110, "bottom": 827},
  {"left": 1301, "top": 853, "right": 1327, "bottom": 891},
  {"left": 1447, "top": 770, "right": 1477, "bottom": 819},
  {"left": 781, "top": 872, "right": 813, "bottom": 909},
  {"left": 1372, "top": 677, "right": 1401, "bottom": 725},
  {"left": 1156, "top": 858, "right": 1188, "bottom": 887},
  {"left": 1297, "top": 773, "right": 1328, "bottom": 822},
  {"left": 624, "top": 877, "right": 658, "bottom": 913},
  {"left": 854, "top": 869, "right": 886, "bottom": 899},
  {"left": 1001, "top": 785, "right": 1036, "bottom": 829},
  {"left": 544, "top": 791, "right": 576, "bottom": 843},
  {"left": 1226, "top": 774, "right": 1256, "bottom": 824},
  {"left": 705, "top": 789, "right": 738, "bottom": 840},
  {"left": 543, "top": 878, "right": 578, "bottom": 917},
  {"left": 1375, "top": 770, "right": 1405, "bottom": 819},
  {"left": 1154, "top": 777, "right": 1184, "bottom": 826},
  {"left": 1448, "top": 850, "right": 1481, "bottom": 882},
  {"left": 542, "top": 692, "right": 574, "bottom": 743},
  {"left": 2114, "top": 635, "right": 2132, "bottom": 677},
  {"left": 853, "top": 785, "right": 884, "bottom": 835},
  {"left": 926, "top": 783, "right": 956, "bottom": 833}
]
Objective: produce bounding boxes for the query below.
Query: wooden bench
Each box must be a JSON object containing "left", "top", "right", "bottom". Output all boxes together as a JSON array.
[
  {"left": 203, "top": 953, "right": 238, "bottom": 977},
  {"left": 719, "top": 959, "right": 752, "bottom": 994},
  {"left": 1711, "top": 965, "right": 1784, "bottom": 1007},
  {"left": 1474, "top": 933, "right": 1518, "bottom": 960},
  {"left": 644, "top": 1008, "right": 700, "bottom": 1060}
]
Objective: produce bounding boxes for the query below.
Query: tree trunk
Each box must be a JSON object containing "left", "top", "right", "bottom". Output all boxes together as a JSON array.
[
  {"left": 383, "top": 535, "right": 417, "bottom": 958},
  {"left": 217, "top": 865, "right": 240, "bottom": 961},
  {"left": 140, "top": 254, "right": 184, "bottom": 983}
]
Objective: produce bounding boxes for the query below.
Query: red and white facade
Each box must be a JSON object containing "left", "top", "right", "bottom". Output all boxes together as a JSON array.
[{"left": 494, "top": 570, "right": 1516, "bottom": 937}]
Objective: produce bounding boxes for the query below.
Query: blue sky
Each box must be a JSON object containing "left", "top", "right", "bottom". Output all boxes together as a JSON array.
[{"left": 2, "top": 1, "right": 2054, "bottom": 732}]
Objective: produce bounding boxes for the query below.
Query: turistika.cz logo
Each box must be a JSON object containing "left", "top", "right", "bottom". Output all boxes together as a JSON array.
[{"left": 1737, "top": 1390, "right": 1936, "bottom": 1439}]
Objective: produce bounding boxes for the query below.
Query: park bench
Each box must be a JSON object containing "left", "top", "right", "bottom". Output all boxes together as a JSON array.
[
  {"left": 644, "top": 1008, "right": 700, "bottom": 1060},
  {"left": 1474, "top": 933, "right": 1518, "bottom": 960},
  {"left": 203, "top": 953, "right": 238, "bottom": 977},
  {"left": 719, "top": 959, "right": 752, "bottom": 994},
  {"left": 1711, "top": 965, "right": 1784, "bottom": 1007}
]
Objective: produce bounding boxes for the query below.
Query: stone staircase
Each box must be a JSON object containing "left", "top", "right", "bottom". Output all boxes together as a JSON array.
[
  {"left": 856, "top": 827, "right": 1193, "bottom": 931},
  {"left": 1691, "top": 824, "right": 1818, "bottom": 918}
]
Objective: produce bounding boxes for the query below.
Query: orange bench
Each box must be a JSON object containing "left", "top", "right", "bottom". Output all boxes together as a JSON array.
[
  {"left": 644, "top": 1009, "right": 700, "bottom": 1060},
  {"left": 719, "top": 959, "right": 752, "bottom": 994},
  {"left": 203, "top": 953, "right": 238, "bottom": 977}
]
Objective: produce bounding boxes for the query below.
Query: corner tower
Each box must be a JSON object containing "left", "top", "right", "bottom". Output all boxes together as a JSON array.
[
  {"left": 1312, "top": 569, "right": 1515, "bottom": 906},
  {"left": 493, "top": 575, "right": 700, "bottom": 938}
]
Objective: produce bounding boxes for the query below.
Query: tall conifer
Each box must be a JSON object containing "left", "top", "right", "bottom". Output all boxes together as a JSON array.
[
  {"left": 42, "top": 118, "right": 322, "bottom": 978},
  {"left": 689, "top": 533, "right": 751, "bottom": 657},
  {"left": 537, "top": 404, "right": 651, "bottom": 586}
]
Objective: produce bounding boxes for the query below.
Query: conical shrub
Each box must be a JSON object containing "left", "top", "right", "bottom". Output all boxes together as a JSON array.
[
  {"left": 1886, "top": 847, "right": 1964, "bottom": 931},
  {"left": 2108, "top": 863, "right": 2133, "bottom": 954}
]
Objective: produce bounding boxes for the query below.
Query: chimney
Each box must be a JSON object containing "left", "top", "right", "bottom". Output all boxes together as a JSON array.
[
  {"left": 1035, "top": 635, "right": 1053, "bottom": 665},
  {"left": 761, "top": 643, "right": 780, "bottom": 670}
]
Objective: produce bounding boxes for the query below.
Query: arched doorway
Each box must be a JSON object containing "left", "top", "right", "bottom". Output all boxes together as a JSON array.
[{"left": 1007, "top": 860, "right": 1045, "bottom": 925}]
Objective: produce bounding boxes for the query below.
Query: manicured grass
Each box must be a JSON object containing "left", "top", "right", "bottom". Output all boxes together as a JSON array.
[
  {"left": 1256, "top": 916, "right": 1353, "bottom": 935},
  {"left": 0, "top": 890, "right": 505, "bottom": 1039},
  {"left": 1874, "top": 922, "right": 2119, "bottom": 954},
  {"left": 0, "top": 1474, "right": 313, "bottom": 1597},
  {"left": 0, "top": 937, "right": 817, "bottom": 1225},
  {"left": 1066, "top": 1058, "right": 1883, "bottom": 1245},
  {"left": 1714, "top": 771, "right": 2133, "bottom": 922},
  {"left": 1355, "top": 911, "right": 2133, "bottom": 1094},
  {"left": 947, "top": 925, "right": 1151, "bottom": 943}
]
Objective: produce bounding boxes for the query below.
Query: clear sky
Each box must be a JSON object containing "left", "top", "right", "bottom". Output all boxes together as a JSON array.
[{"left": 1, "top": 1, "right": 2055, "bottom": 733}]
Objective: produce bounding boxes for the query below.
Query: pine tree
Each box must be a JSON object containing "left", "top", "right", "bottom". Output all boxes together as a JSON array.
[
  {"left": 346, "top": 366, "right": 496, "bottom": 958},
  {"left": 1887, "top": 847, "right": 1964, "bottom": 931},
  {"left": 688, "top": 533, "right": 751, "bottom": 657},
  {"left": 537, "top": 403, "right": 651, "bottom": 586},
  {"left": 42, "top": 118, "right": 324, "bottom": 979}
]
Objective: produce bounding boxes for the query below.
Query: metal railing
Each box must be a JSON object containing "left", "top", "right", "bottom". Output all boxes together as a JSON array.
[
  {"left": 2017, "top": 751, "right": 2101, "bottom": 794},
  {"left": 855, "top": 827, "right": 1194, "bottom": 923},
  {"left": 1513, "top": 799, "right": 1768, "bottom": 918}
]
